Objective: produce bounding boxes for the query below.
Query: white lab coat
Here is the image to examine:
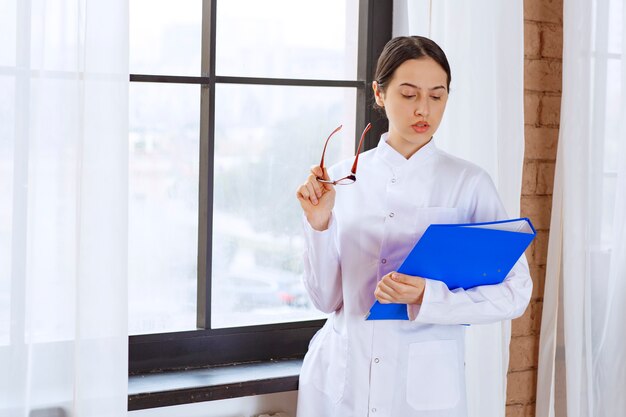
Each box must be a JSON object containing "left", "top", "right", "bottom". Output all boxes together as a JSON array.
[{"left": 296, "top": 134, "right": 532, "bottom": 417}]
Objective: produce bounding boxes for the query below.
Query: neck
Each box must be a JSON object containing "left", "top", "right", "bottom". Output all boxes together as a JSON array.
[{"left": 386, "top": 133, "right": 432, "bottom": 159}]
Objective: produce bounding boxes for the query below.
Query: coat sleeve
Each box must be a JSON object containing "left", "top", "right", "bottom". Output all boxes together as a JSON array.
[
  {"left": 408, "top": 171, "right": 533, "bottom": 324},
  {"left": 301, "top": 213, "right": 344, "bottom": 313}
]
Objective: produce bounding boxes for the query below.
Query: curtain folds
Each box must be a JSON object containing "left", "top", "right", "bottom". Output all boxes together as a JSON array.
[
  {"left": 393, "top": 2, "right": 525, "bottom": 417},
  {"left": 536, "top": 0, "right": 626, "bottom": 416},
  {"left": 0, "top": 1, "right": 129, "bottom": 416}
]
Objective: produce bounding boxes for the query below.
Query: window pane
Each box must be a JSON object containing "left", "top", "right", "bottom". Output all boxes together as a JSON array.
[
  {"left": 216, "top": 0, "right": 359, "bottom": 80},
  {"left": 211, "top": 83, "right": 357, "bottom": 329},
  {"left": 604, "top": 59, "right": 621, "bottom": 173},
  {"left": 601, "top": 175, "right": 617, "bottom": 245},
  {"left": 608, "top": 0, "right": 622, "bottom": 54},
  {"left": 130, "top": 0, "right": 201, "bottom": 76},
  {"left": 128, "top": 83, "right": 200, "bottom": 335},
  {"left": 0, "top": 1, "right": 15, "bottom": 66},
  {"left": 0, "top": 76, "right": 15, "bottom": 345}
]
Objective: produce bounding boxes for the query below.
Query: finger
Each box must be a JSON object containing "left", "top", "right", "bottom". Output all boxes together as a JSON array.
[
  {"left": 296, "top": 184, "right": 311, "bottom": 203},
  {"left": 385, "top": 274, "right": 426, "bottom": 304},
  {"left": 305, "top": 182, "right": 318, "bottom": 205},
  {"left": 310, "top": 168, "right": 336, "bottom": 193},
  {"left": 375, "top": 280, "right": 403, "bottom": 304},
  {"left": 306, "top": 172, "right": 326, "bottom": 195},
  {"left": 374, "top": 286, "right": 396, "bottom": 303},
  {"left": 390, "top": 272, "right": 414, "bottom": 285},
  {"left": 311, "top": 166, "right": 334, "bottom": 187},
  {"left": 382, "top": 276, "right": 409, "bottom": 294},
  {"left": 306, "top": 175, "right": 324, "bottom": 198},
  {"left": 388, "top": 273, "right": 423, "bottom": 292},
  {"left": 319, "top": 178, "right": 335, "bottom": 193},
  {"left": 377, "top": 279, "right": 401, "bottom": 297},
  {"left": 310, "top": 165, "right": 330, "bottom": 180},
  {"left": 310, "top": 165, "right": 325, "bottom": 179}
]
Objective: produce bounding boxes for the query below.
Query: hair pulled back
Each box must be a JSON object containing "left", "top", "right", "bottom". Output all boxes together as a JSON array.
[{"left": 373, "top": 36, "right": 451, "bottom": 114}]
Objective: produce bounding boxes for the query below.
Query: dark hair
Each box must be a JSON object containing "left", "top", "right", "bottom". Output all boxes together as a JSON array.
[{"left": 373, "top": 36, "right": 451, "bottom": 113}]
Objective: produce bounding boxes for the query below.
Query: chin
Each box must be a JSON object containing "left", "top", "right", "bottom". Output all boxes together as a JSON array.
[{"left": 406, "top": 130, "right": 431, "bottom": 142}]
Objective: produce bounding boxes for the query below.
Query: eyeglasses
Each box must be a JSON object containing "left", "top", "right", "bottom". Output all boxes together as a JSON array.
[{"left": 317, "top": 123, "right": 372, "bottom": 185}]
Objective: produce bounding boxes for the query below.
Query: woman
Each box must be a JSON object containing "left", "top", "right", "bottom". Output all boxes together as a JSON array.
[{"left": 295, "top": 36, "right": 532, "bottom": 417}]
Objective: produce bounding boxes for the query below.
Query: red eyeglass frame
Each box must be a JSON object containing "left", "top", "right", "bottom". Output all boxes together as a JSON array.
[{"left": 317, "top": 122, "right": 372, "bottom": 185}]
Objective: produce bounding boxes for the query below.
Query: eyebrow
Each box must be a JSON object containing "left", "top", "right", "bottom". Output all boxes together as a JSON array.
[{"left": 399, "top": 82, "right": 447, "bottom": 91}]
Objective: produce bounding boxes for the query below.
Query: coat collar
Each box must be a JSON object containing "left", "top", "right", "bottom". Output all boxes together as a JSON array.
[{"left": 375, "top": 132, "right": 438, "bottom": 168}]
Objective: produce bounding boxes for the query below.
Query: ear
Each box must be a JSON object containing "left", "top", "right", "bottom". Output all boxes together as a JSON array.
[{"left": 372, "top": 81, "right": 385, "bottom": 107}]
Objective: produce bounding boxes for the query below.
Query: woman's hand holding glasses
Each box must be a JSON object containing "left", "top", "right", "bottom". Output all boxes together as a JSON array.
[
  {"left": 296, "top": 123, "right": 371, "bottom": 231},
  {"left": 296, "top": 165, "right": 336, "bottom": 231}
]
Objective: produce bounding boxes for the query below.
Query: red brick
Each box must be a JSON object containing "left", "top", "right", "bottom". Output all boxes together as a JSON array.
[
  {"left": 537, "top": 161, "right": 556, "bottom": 194},
  {"left": 521, "top": 195, "right": 553, "bottom": 230},
  {"left": 524, "top": 0, "right": 563, "bottom": 24},
  {"left": 509, "top": 335, "right": 539, "bottom": 372},
  {"left": 524, "top": 126, "right": 559, "bottom": 160},
  {"left": 525, "top": 59, "right": 562, "bottom": 92},
  {"left": 522, "top": 161, "right": 538, "bottom": 195},
  {"left": 530, "top": 265, "right": 546, "bottom": 301},
  {"left": 512, "top": 298, "right": 543, "bottom": 337},
  {"left": 539, "top": 95, "right": 562, "bottom": 126},
  {"left": 507, "top": 369, "right": 537, "bottom": 404},
  {"left": 525, "top": 92, "right": 541, "bottom": 126},
  {"left": 532, "top": 301, "right": 544, "bottom": 334},
  {"left": 541, "top": 24, "right": 563, "bottom": 58},
  {"left": 525, "top": 21, "right": 541, "bottom": 58},
  {"left": 506, "top": 403, "right": 536, "bottom": 417},
  {"left": 506, "top": 404, "right": 524, "bottom": 417},
  {"left": 528, "top": 230, "right": 549, "bottom": 266},
  {"left": 512, "top": 305, "right": 534, "bottom": 337}
]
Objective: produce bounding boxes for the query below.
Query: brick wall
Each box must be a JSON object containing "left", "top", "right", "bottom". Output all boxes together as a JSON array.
[{"left": 506, "top": 0, "right": 563, "bottom": 416}]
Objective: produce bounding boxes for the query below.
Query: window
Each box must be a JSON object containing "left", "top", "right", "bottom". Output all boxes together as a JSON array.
[
  {"left": 590, "top": 0, "right": 621, "bottom": 247},
  {"left": 588, "top": 0, "right": 621, "bottom": 305},
  {"left": 129, "top": 0, "right": 391, "bottom": 375}
]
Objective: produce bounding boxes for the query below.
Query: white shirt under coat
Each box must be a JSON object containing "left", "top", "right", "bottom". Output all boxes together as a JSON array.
[{"left": 296, "top": 133, "right": 532, "bottom": 417}]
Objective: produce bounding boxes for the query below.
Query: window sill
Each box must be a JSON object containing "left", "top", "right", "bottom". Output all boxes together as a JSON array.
[{"left": 128, "top": 359, "right": 302, "bottom": 411}]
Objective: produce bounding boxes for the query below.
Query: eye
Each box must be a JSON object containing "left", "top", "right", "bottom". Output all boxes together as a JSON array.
[
  {"left": 431, "top": 96, "right": 442, "bottom": 101},
  {"left": 402, "top": 94, "right": 415, "bottom": 99}
]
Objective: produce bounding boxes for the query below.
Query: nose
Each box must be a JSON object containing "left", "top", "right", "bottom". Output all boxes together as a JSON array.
[{"left": 414, "top": 96, "right": 429, "bottom": 118}]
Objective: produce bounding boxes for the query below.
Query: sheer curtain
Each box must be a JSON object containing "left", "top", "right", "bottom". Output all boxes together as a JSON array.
[
  {"left": 394, "top": 1, "right": 525, "bottom": 417},
  {"left": 536, "top": 0, "right": 626, "bottom": 416},
  {"left": 0, "top": 1, "right": 128, "bottom": 416}
]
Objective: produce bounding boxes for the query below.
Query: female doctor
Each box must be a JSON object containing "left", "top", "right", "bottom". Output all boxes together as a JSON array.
[{"left": 295, "top": 36, "right": 532, "bottom": 417}]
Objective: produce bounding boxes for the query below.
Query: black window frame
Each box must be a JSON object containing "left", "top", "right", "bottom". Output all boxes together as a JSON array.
[{"left": 129, "top": 0, "right": 391, "bottom": 376}]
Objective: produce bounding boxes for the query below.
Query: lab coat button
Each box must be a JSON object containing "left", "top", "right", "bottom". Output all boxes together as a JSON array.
[
  {"left": 381, "top": 259, "right": 387, "bottom": 264},
  {"left": 371, "top": 408, "right": 377, "bottom": 413},
  {"left": 391, "top": 178, "right": 397, "bottom": 183},
  {"left": 389, "top": 212, "right": 394, "bottom": 218},
  {"left": 374, "top": 358, "right": 380, "bottom": 363}
]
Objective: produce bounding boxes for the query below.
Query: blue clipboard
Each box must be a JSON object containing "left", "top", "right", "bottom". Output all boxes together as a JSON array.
[{"left": 366, "top": 217, "right": 536, "bottom": 320}]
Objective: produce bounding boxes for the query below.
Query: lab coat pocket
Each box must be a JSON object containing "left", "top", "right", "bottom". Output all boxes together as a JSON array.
[
  {"left": 406, "top": 339, "right": 460, "bottom": 411},
  {"left": 301, "top": 324, "right": 348, "bottom": 403}
]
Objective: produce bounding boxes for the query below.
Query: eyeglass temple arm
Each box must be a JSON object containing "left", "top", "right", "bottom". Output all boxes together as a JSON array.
[
  {"left": 319, "top": 125, "right": 343, "bottom": 170},
  {"left": 350, "top": 123, "right": 372, "bottom": 174}
]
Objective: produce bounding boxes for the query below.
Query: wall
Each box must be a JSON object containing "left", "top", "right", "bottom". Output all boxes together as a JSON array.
[{"left": 506, "top": 0, "right": 563, "bottom": 416}]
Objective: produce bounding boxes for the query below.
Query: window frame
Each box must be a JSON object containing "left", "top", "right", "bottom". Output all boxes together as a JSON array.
[{"left": 129, "top": 0, "right": 391, "bottom": 376}]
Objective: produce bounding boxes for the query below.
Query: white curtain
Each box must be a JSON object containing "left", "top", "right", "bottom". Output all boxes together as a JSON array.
[
  {"left": 0, "top": 1, "right": 129, "bottom": 416},
  {"left": 536, "top": 0, "right": 626, "bottom": 416},
  {"left": 394, "top": 1, "right": 525, "bottom": 417}
]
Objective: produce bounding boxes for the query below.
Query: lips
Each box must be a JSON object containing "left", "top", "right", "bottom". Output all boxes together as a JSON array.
[{"left": 412, "top": 122, "right": 429, "bottom": 134}]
